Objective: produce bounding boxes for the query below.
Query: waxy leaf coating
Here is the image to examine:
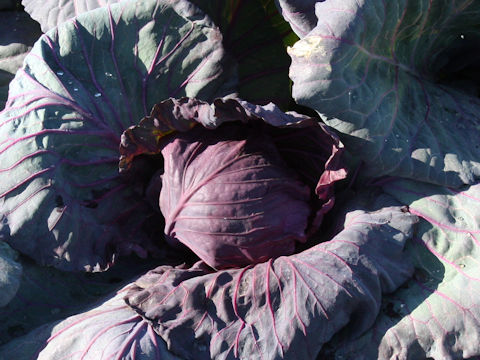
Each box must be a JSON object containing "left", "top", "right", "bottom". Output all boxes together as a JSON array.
[
  {"left": 21, "top": 0, "right": 295, "bottom": 108},
  {"left": 289, "top": 0, "right": 480, "bottom": 187},
  {"left": 329, "top": 180, "right": 480, "bottom": 359},
  {"left": 0, "top": 290, "right": 179, "bottom": 360},
  {"left": 124, "top": 197, "right": 417, "bottom": 359},
  {"left": 0, "top": 0, "right": 233, "bottom": 271}
]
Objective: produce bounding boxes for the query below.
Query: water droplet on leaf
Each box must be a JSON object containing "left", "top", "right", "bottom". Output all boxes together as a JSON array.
[
  {"left": 94, "top": 92, "right": 102, "bottom": 97},
  {"left": 56, "top": 71, "right": 64, "bottom": 76}
]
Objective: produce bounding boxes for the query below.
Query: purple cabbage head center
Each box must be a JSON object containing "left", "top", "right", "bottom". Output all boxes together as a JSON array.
[
  {"left": 119, "top": 98, "right": 347, "bottom": 270},
  {"left": 157, "top": 122, "right": 311, "bottom": 269}
]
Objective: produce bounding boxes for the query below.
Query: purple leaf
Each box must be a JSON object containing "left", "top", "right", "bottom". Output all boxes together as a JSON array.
[
  {"left": 123, "top": 198, "right": 416, "bottom": 359},
  {"left": 21, "top": 0, "right": 121, "bottom": 33},
  {"left": 0, "top": 254, "right": 164, "bottom": 345},
  {"left": 0, "top": 290, "right": 180, "bottom": 360},
  {"left": 274, "top": 0, "right": 317, "bottom": 38},
  {"left": 158, "top": 121, "right": 311, "bottom": 269},
  {"left": 119, "top": 97, "right": 347, "bottom": 269},
  {"left": 22, "top": 0, "right": 295, "bottom": 107},
  {"left": 0, "top": 0, "right": 234, "bottom": 271},
  {"left": 288, "top": 0, "right": 480, "bottom": 187},
  {"left": 329, "top": 180, "right": 480, "bottom": 359}
]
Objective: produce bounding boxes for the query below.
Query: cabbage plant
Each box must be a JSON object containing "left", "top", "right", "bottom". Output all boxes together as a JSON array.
[{"left": 0, "top": 0, "right": 479, "bottom": 359}]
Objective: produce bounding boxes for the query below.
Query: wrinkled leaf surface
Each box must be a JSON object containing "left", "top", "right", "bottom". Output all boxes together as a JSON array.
[
  {"left": 327, "top": 180, "right": 480, "bottom": 359},
  {"left": 158, "top": 121, "right": 311, "bottom": 269},
  {"left": 21, "top": 0, "right": 120, "bottom": 32},
  {"left": 0, "top": 0, "right": 232, "bottom": 271},
  {"left": 124, "top": 196, "right": 416, "bottom": 359},
  {"left": 0, "top": 290, "right": 179, "bottom": 360}
]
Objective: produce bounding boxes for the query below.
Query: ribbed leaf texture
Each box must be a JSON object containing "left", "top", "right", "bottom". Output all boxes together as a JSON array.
[
  {"left": 123, "top": 195, "right": 416, "bottom": 359},
  {"left": 0, "top": 0, "right": 233, "bottom": 271},
  {"left": 325, "top": 180, "right": 480, "bottom": 359},
  {"left": 288, "top": 0, "right": 480, "bottom": 187}
]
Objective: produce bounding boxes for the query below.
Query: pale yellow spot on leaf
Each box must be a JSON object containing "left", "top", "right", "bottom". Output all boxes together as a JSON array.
[{"left": 287, "top": 36, "right": 326, "bottom": 59}]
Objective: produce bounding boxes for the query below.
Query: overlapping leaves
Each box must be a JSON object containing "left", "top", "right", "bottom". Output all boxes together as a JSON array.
[
  {"left": 21, "top": 0, "right": 295, "bottom": 108},
  {"left": 1, "top": 0, "right": 479, "bottom": 359},
  {"left": 325, "top": 180, "right": 480, "bottom": 359},
  {"left": 0, "top": 0, "right": 233, "bottom": 271},
  {"left": 189, "top": 0, "right": 295, "bottom": 106},
  {"left": 0, "top": 290, "right": 178, "bottom": 360},
  {"left": 123, "top": 195, "right": 416, "bottom": 359}
]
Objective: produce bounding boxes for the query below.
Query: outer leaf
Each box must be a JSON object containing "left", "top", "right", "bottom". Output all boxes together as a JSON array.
[
  {"left": 327, "top": 180, "right": 480, "bottom": 359},
  {"left": 0, "top": 0, "right": 234, "bottom": 271},
  {"left": 289, "top": 0, "right": 480, "bottom": 187},
  {"left": 0, "top": 242, "right": 22, "bottom": 307},
  {"left": 124, "top": 196, "right": 416, "bottom": 359},
  {"left": 21, "top": 0, "right": 121, "bottom": 33},
  {"left": 0, "top": 254, "right": 163, "bottom": 345},
  {"left": 0, "top": 11, "right": 42, "bottom": 110},
  {"left": 22, "top": 0, "right": 294, "bottom": 107},
  {"left": 0, "top": 290, "right": 180, "bottom": 360},
  {"left": 274, "top": 0, "right": 317, "bottom": 38}
]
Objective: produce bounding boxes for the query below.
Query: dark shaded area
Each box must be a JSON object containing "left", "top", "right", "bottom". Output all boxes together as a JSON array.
[
  {"left": 189, "top": 0, "right": 294, "bottom": 108},
  {"left": 0, "top": 253, "right": 162, "bottom": 345},
  {"left": 0, "top": 0, "right": 22, "bottom": 11},
  {"left": 433, "top": 33, "right": 480, "bottom": 97}
]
